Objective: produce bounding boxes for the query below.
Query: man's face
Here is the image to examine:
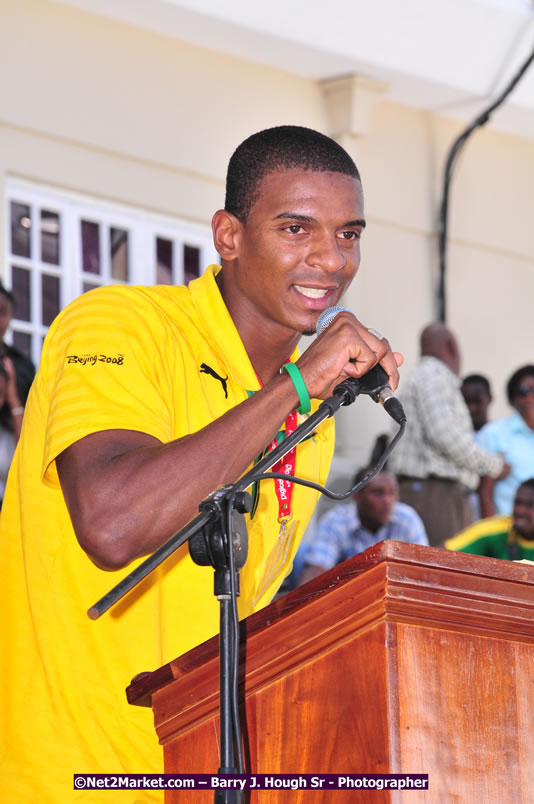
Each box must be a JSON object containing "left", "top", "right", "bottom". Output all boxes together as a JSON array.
[
  {"left": 461, "top": 381, "right": 491, "bottom": 431},
  {"left": 512, "top": 374, "right": 534, "bottom": 429},
  {"left": 513, "top": 485, "right": 534, "bottom": 540},
  {"left": 228, "top": 168, "right": 365, "bottom": 337},
  {"left": 355, "top": 473, "right": 398, "bottom": 533}
]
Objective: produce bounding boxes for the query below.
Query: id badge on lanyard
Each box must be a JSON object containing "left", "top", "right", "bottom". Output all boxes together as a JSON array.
[{"left": 252, "top": 410, "right": 300, "bottom": 606}]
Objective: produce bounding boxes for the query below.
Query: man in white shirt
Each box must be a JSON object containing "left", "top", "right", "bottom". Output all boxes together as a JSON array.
[{"left": 388, "top": 323, "right": 508, "bottom": 545}]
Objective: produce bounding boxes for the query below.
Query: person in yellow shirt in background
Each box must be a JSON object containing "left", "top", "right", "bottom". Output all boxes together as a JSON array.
[
  {"left": 446, "top": 478, "right": 534, "bottom": 561},
  {"left": 0, "top": 125, "right": 402, "bottom": 802}
]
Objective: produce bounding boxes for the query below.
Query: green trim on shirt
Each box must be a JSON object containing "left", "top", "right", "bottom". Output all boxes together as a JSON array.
[{"left": 445, "top": 515, "right": 534, "bottom": 560}]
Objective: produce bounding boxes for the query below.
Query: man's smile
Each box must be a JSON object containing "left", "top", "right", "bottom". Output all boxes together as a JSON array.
[{"left": 293, "top": 285, "right": 330, "bottom": 298}]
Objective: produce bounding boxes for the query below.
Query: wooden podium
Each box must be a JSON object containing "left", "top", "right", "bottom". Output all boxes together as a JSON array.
[{"left": 127, "top": 541, "right": 534, "bottom": 802}]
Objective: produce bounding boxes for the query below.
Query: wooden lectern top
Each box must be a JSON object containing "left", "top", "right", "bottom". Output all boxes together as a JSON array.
[{"left": 127, "top": 540, "right": 534, "bottom": 713}]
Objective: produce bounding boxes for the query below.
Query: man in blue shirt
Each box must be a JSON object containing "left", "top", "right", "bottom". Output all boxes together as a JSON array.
[{"left": 297, "top": 468, "right": 428, "bottom": 585}]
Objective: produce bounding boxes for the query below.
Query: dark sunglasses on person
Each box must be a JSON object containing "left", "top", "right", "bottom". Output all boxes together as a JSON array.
[{"left": 516, "top": 385, "right": 534, "bottom": 397}]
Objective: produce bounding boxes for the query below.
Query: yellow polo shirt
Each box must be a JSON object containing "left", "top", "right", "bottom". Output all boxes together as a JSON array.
[{"left": 0, "top": 266, "right": 334, "bottom": 803}]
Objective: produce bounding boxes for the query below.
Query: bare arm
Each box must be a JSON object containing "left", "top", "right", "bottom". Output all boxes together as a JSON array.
[
  {"left": 57, "top": 373, "right": 299, "bottom": 570},
  {"left": 478, "top": 475, "right": 496, "bottom": 519},
  {"left": 57, "top": 312, "right": 403, "bottom": 571}
]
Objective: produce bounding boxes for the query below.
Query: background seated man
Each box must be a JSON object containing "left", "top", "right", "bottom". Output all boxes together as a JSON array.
[
  {"left": 297, "top": 468, "right": 428, "bottom": 585},
  {"left": 445, "top": 478, "right": 534, "bottom": 561}
]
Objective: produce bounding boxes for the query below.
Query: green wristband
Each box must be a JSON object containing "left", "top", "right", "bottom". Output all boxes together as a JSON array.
[{"left": 282, "top": 362, "right": 311, "bottom": 415}]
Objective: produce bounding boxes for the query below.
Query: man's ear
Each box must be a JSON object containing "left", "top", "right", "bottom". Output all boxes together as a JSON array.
[{"left": 212, "top": 210, "right": 242, "bottom": 262}]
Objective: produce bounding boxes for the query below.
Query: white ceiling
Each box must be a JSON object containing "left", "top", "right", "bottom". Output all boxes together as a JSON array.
[{"left": 55, "top": 0, "right": 534, "bottom": 139}]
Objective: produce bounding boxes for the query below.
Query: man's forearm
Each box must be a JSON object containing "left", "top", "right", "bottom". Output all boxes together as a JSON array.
[
  {"left": 57, "top": 371, "right": 301, "bottom": 570},
  {"left": 478, "top": 476, "right": 496, "bottom": 519}
]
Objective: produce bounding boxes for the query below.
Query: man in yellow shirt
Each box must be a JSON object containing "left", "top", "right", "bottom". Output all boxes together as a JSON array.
[{"left": 0, "top": 125, "right": 402, "bottom": 802}]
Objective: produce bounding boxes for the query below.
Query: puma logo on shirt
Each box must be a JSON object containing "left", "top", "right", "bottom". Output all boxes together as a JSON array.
[{"left": 200, "top": 363, "right": 229, "bottom": 398}]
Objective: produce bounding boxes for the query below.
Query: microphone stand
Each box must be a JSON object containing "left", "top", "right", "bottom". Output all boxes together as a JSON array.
[{"left": 88, "top": 370, "right": 402, "bottom": 802}]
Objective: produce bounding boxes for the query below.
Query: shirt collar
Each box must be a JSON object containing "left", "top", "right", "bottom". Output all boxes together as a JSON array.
[{"left": 188, "top": 265, "right": 298, "bottom": 390}]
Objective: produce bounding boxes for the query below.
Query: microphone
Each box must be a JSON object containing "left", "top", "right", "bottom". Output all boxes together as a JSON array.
[
  {"left": 316, "top": 306, "right": 406, "bottom": 424},
  {"left": 316, "top": 305, "right": 351, "bottom": 335}
]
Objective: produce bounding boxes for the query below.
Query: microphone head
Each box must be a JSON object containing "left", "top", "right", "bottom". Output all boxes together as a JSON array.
[{"left": 316, "top": 306, "right": 351, "bottom": 335}]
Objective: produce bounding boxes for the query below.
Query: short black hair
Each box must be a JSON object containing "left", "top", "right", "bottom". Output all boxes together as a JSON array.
[
  {"left": 462, "top": 374, "right": 492, "bottom": 396},
  {"left": 352, "top": 466, "right": 372, "bottom": 488},
  {"left": 225, "top": 125, "right": 361, "bottom": 223},
  {"left": 518, "top": 477, "right": 534, "bottom": 495},
  {"left": 352, "top": 466, "right": 395, "bottom": 490},
  {"left": 506, "top": 364, "right": 534, "bottom": 404}
]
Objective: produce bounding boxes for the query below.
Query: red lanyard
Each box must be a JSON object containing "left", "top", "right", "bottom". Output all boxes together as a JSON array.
[
  {"left": 253, "top": 364, "right": 298, "bottom": 521},
  {"left": 268, "top": 408, "right": 297, "bottom": 521}
]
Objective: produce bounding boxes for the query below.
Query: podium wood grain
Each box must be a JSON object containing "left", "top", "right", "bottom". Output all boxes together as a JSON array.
[{"left": 127, "top": 541, "right": 534, "bottom": 802}]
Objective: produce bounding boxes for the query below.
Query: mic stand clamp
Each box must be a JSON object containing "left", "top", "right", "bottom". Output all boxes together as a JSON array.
[
  {"left": 189, "top": 485, "right": 251, "bottom": 596},
  {"left": 333, "top": 364, "right": 389, "bottom": 406},
  {"left": 189, "top": 486, "right": 251, "bottom": 804}
]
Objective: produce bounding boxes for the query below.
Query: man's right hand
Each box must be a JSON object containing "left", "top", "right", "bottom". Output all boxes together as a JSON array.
[
  {"left": 496, "top": 458, "right": 511, "bottom": 481},
  {"left": 296, "top": 310, "right": 403, "bottom": 400}
]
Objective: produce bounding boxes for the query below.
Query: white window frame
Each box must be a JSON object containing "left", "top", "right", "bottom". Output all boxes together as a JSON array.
[{"left": 4, "top": 179, "right": 218, "bottom": 366}]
